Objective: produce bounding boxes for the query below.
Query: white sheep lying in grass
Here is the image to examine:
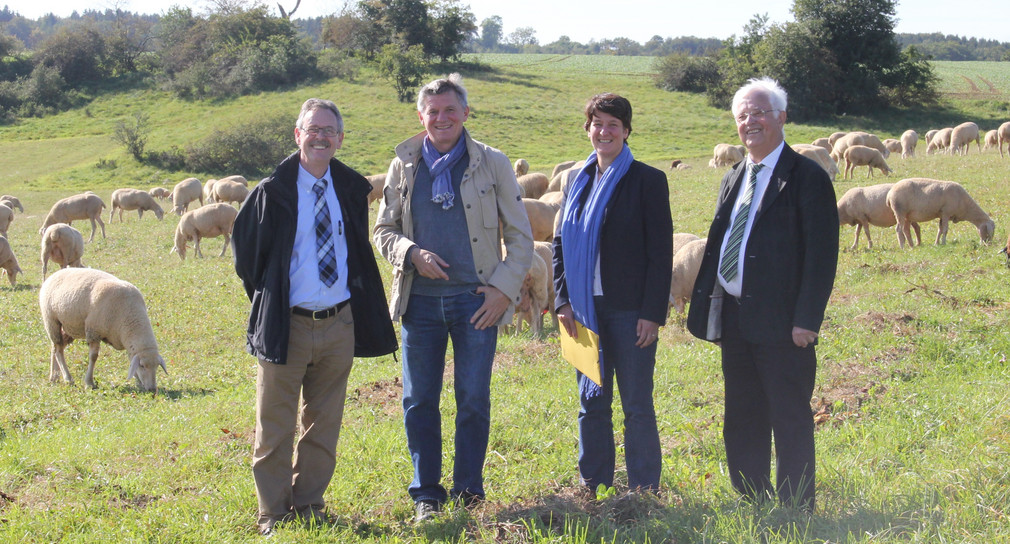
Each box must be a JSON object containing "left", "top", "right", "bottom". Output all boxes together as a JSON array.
[
  {"left": 949, "top": 122, "right": 981, "bottom": 156},
  {"left": 110, "top": 188, "right": 164, "bottom": 222},
  {"left": 999, "top": 121, "right": 1010, "bottom": 158},
  {"left": 926, "top": 127, "right": 952, "bottom": 155},
  {"left": 171, "top": 203, "right": 238, "bottom": 260},
  {"left": 518, "top": 173, "right": 550, "bottom": 200},
  {"left": 843, "top": 145, "right": 893, "bottom": 179},
  {"left": 148, "top": 187, "right": 170, "bottom": 201},
  {"left": 39, "top": 267, "right": 166, "bottom": 391},
  {"left": 837, "top": 183, "right": 919, "bottom": 250},
  {"left": 514, "top": 158, "right": 529, "bottom": 177},
  {"left": 0, "top": 203, "right": 12, "bottom": 237},
  {"left": 0, "top": 194, "right": 23, "bottom": 212},
  {"left": 886, "top": 177, "right": 995, "bottom": 248},
  {"left": 170, "top": 177, "right": 204, "bottom": 215},
  {"left": 211, "top": 179, "right": 249, "bottom": 206},
  {"left": 41, "top": 223, "right": 85, "bottom": 279},
  {"left": 40, "top": 193, "right": 106, "bottom": 242},
  {"left": 0, "top": 236, "right": 21, "bottom": 286},
  {"left": 709, "top": 143, "right": 745, "bottom": 168},
  {"left": 669, "top": 238, "right": 706, "bottom": 315},
  {"left": 900, "top": 129, "right": 918, "bottom": 158},
  {"left": 793, "top": 144, "right": 838, "bottom": 181}
]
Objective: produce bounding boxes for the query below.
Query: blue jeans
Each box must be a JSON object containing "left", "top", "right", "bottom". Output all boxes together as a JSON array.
[
  {"left": 401, "top": 291, "right": 498, "bottom": 504},
  {"left": 577, "top": 300, "right": 661, "bottom": 491}
]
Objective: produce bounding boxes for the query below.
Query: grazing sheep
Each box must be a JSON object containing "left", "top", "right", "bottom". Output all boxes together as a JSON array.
[
  {"left": 40, "top": 193, "right": 106, "bottom": 242},
  {"left": 827, "top": 132, "right": 848, "bottom": 146},
  {"left": 539, "top": 190, "right": 564, "bottom": 209},
  {"left": 532, "top": 240, "right": 558, "bottom": 330},
  {"left": 983, "top": 129, "right": 1000, "bottom": 151},
  {"left": 148, "top": 187, "right": 171, "bottom": 201},
  {"left": 926, "top": 127, "right": 953, "bottom": 155},
  {"left": 523, "top": 198, "right": 559, "bottom": 243},
  {"left": 202, "top": 179, "right": 218, "bottom": 204},
  {"left": 882, "top": 138, "right": 902, "bottom": 156},
  {"left": 793, "top": 144, "right": 839, "bottom": 181},
  {"left": 999, "top": 121, "right": 1010, "bottom": 158},
  {"left": 669, "top": 238, "right": 706, "bottom": 315},
  {"left": 41, "top": 223, "right": 85, "bottom": 279},
  {"left": 547, "top": 161, "right": 585, "bottom": 193},
  {"left": 39, "top": 267, "right": 166, "bottom": 391},
  {"left": 218, "top": 174, "right": 248, "bottom": 186},
  {"left": 900, "top": 129, "right": 918, "bottom": 159},
  {"left": 672, "top": 232, "right": 701, "bottom": 256},
  {"left": 514, "top": 251, "right": 549, "bottom": 337},
  {"left": 0, "top": 236, "right": 21, "bottom": 286},
  {"left": 836, "top": 183, "right": 920, "bottom": 250},
  {"left": 886, "top": 177, "right": 995, "bottom": 248},
  {"left": 170, "top": 177, "right": 204, "bottom": 215},
  {"left": 948, "top": 122, "right": 981, "bottom": 156},
  {"left": 709, "top": 143, "right": 744, "bottom": 168},
  {"left": 843, "top": 145, "right": 893, "bottom": 179},
  {"left": 171, "top": 203, "right": 238, "bottom": 260},
  {"left": 514, "top": 158, "right": 529, "bottom": 177},
  {"left": 366, "top": 174, "right": 386, "bottom": 207},
  {"left": 517, "top": 173, "right": 550, "bottom": 200},
  {"left": 924, "top": 129, "right": 939, "bottom": 145},
  {"left": 110, "top": 188, "right": 164, "bottom": 222},
  {"left": 0, "top": 203, "right": 12, "bottom": 237},
  {"left": 831, "top": 132, "right": 890, "bottom": 172},
  {"left": 551, "top": 160, "right": 577, "bottom": 179},
  {"left": 0, "top": 194, "right": 23, "bottom": 212},
  {"left": 811, "top": 137, "right": 831, "bottom": 152},
  {"left": 210, "top": 179, "right": 249, "bottom": 206}
]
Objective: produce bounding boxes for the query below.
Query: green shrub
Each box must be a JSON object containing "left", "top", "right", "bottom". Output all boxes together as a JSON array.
[
  {"left": 317, "top": 49, "right": 361, "bottom": 81},
  {"left": 183, "top": 115, "right": 292, "bottom": 177},
  {"left": 653, "top": 53, "right": 721, "bottom": 94}
]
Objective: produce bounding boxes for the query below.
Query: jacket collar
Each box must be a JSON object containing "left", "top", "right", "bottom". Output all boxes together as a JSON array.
[{"left": 395, "top": 129, "right": 482, "bottom": 172}]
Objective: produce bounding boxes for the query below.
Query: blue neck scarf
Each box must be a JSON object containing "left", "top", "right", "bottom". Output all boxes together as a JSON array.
[
  {"left": 421, "top": 132, "right": 468, "bottom": 210},
  {"left": 560, "top": 143, "right": 634, "bottom": 397}
]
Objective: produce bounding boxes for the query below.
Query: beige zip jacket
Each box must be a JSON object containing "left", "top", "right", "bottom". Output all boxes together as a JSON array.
[{"left": 373, "top": 130, "right": 534, "bottom": 324}]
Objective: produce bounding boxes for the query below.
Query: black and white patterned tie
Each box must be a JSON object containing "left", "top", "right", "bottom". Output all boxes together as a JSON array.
[
  {"left": 719, "top": 163, "right": 764, "bottom": 282},
  {"left": 312, "top": 178, "right": 338, "bottom": 287}
]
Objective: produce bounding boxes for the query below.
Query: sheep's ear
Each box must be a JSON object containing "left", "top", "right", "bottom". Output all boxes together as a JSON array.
[
  {"left": 158, "top": 356, "right": 168, "bottom": 375},
  {"left": 127, "top": 355, "right": 140, "bottom": 380}
]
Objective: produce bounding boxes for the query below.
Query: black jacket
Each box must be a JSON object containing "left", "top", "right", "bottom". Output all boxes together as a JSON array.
[
  {"left": 687, "top": 144, "right": 838, "bottom": 344},
  {"left": 553, "top": 160, "right": 673, "bottom": 325},
  {"left": 233, "top": 152, "right": 398, "bottom": 363}
]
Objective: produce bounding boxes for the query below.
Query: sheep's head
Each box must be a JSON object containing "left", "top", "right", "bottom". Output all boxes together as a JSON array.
[
  {"left": 153, "top": 206, "right": 165, "bottom": 221},
  {"left": 2, "top": 261, "right": 20, "bottom": 286},
  {"left": 128, "top": 353, "right": 167, "bottom": 392},
  {"left": 978, "top": 220, "right": 995, "bottom": 244},
  {"left": 171, "top": 227, "right": 188, "bottom": 260}
]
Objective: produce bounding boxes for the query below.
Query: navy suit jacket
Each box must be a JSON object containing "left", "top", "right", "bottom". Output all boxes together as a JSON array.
[{"left": 687, "top": 144, "right": 838, "bottom": 345}]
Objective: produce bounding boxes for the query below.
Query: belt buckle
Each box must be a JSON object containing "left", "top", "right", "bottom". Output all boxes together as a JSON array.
[{"left": 312, "top": 309, "right": 327, "bottom": 320}]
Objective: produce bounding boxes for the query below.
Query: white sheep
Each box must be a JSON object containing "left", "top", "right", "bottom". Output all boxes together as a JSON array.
[
  {"left": 793, "top": 144, "right": 839, "bottom": 181},
  {"left": 514, "top": 251, "right": 549, "bottom": 337},
  {"left": 900, "top": 129, "right": 918, "bottom": 159},
  {"left": 39, "top": 193, "right": 106, "bottom": 242},
  {"left": 366, "top": 174, "right": 386, "bottom": 207},
  {"left": 0, "top": 236, "right": 21, "bottom": 286},
  {"left": 710, "top": 143, "right": 744, "bottom": 168},
  {"left": 110, "top": 188, "right": 165, "bottom": 222},
  {"left": 886, "top": 177, "right": 995, "bottom": 248},
  {"left": 811, "top": 137, "right": 832, "bottom": 152},
  {"left": 202, "top": 179, "right": 218, "bottom": 204},
  {"left": 547, "top": 161, "right": 584, "bottom": 193},
  {"left": 924, "top": 129, "right": 939, "bottom": 145},
  {"left": 170, "top": 177, "right": 204, "bottom": 215},
  {"left": 983, "top": 129, "right": 1000, "bottom": 152},
  {"left": 551, "top": 160, "right": 577, "bottom": 179},
  {"left": 997, "top": 121, "right": 1010, "bottom": 158},
  {"left": 148, "top": 187, "right": 171, "bottom": 201},
  {"left": 39, "top": 267, "right": 166, "bottom": 391},
  {"left": 0, "top": 194, "right": 23, "bottom": 212},
  {"left": 532, "top": 240, "right": 558, "bottom": 331},
  {"left": 827, "top": 132, "right": 848, "bottom": 146},
  {"left": 0, "top": 203, "right": 12, "bottom": 238},
  {"left": 539, "top": 190, "right": 564, "bottom": 209},
  {"left": 843, "top": 145, "right": 893, "bottom": 179},
  {"left": 517, "top": 173, "right": 550, "bottom": 200},
  {"left": 210, "top": 179, "right": 249, "bottom": 206},
  {"left": 669, "top": 238, "right": 706, "bottom": 315},
  {"left": 948, "top": 122, "right": 981, "bottom": 156},
  {"left": 925, "top": 127, "right": 952, "bottom": 155},
  {"left": 837, "top": 183, "right": 919, "bottom": 250},
  {"left": 218, "top": 174, "right": 248, "bottom": 186},
  {"left": 514, "top": 158, "right": 530, "bottom": 177},
  {"left": 831, "top": 132, "right": 889, "bottom": 172},
  {"left": 523, "top": 198, "right": 559, "bottom": 242},
  {"left": 41, "top": 223, "right": 85, "bottom": 279},
  {"left": 882, "top": 138, "right": 902, "bottom": 156},
  {"left": 171, "top": 203, "right": 238, "bottom": 260},
  {"left": 673, "top": 232, "right": 700, "bottom": 256}
]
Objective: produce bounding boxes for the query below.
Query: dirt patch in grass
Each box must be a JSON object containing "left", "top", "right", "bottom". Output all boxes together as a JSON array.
[
  {"left": 349, "top": 377, "right": 403, "bottom": 418},
  {"left": 813, "top": 356, "right": 893, "bottom": 428},
  {"left": 854, "top": 311, "right": 917, "bottom": 336}
]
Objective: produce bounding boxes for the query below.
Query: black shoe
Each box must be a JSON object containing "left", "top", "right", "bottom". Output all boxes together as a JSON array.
[{"left": 414, "top": 499, "right": 440, "bottom": 522}]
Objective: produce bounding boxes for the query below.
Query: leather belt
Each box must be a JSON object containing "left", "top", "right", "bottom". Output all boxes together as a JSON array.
[{"left": 292, "top": 299, "right": 350, "bottom": 320}]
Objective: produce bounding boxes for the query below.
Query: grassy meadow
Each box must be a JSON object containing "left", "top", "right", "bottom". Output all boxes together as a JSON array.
[{"left": 1, "top": 56, "right": 1010, "bottom": 542}]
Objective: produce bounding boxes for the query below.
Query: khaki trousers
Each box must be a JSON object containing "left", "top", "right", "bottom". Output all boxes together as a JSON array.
[{"left": 253, "top": 304, "right": 354, "bottom": 526}]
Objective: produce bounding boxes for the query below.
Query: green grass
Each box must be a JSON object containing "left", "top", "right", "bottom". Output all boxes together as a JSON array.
[{"left": 2, "top": 56, "right": 1010, "bottom": 542}]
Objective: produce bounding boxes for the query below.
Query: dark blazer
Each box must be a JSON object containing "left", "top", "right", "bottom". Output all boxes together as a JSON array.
[
  {"left": 553, "top": 160, "right": 673, "bottom": 325},
  {"left": 687, "top": 144, "right": 838, "bottom": 345},
  {"left": 233, "top": 152, "right": 398, "bottom": 363}
]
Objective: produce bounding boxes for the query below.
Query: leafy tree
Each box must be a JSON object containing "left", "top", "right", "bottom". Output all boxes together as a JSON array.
[
  {"left": 113, "top": 111, "right": 149, "bottom": 161},
  {"left": 427, "top": 0, "right": 476, "bottom": 61},
  {"left": 34, "top": 24, "right": 108, "bottom": 85},
  {"left": 653, "top": 53, "right": 720, "bottom": 93},
  {"left": 478, "top": 16, "right": 502, "bottom": 51},
  {"left": 506, "top": 26, "right": 537, "bottom": 50},
  {"left": 378, "top": 43, "right": 428, "bottom": 102},
  {"left": 752, "top": 22, "right": 840, "bottom": 119}
]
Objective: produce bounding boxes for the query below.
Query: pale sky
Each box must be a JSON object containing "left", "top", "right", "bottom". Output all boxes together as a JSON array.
[{"left": 8, "top": 0, "right": 1009, "bottom": 44}]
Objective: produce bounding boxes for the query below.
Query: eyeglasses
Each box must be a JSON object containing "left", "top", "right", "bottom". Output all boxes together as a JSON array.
[
  {"left": 735, "top": 109, "right": 778, "bottom": 124},
  {"left": 299, "top": 126, "right": 341, "bottom": 137}
]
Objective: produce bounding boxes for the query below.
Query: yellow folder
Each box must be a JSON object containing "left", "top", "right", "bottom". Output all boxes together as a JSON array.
[{"left": 559, "top": 320, "right": 602, "bottom": 386}]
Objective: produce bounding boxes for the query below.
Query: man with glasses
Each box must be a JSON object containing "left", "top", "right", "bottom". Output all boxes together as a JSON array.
[
  {"left": 233, "top": 98, "right": 397, "bottom": 536},
  {"left": 687, "top": 77, "right": 838, "bottom": 512}
]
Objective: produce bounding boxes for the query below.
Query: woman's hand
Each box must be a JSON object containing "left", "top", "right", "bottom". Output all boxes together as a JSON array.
[{"left": 557, "top": 303, "right": 578, "bottom": 339}]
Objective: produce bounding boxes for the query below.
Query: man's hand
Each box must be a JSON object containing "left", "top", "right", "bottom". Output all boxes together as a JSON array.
[
  {"left": 792, "top": 326, "right": 818, "bottom": 348},
  {"left": 470, "top": 285, "right": 510, "bottom": 330},
  {"left": 635, "top": 319, "right": 660, "bottom": 348},
  {"left": 410, "top": 248, "right": 449, "bottom": 280}
]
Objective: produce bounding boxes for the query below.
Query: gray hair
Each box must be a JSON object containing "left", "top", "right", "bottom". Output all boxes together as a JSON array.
[
  {"left": 416, "top": 73, "right": 468, "bottom": 113},
  {"left": 732, "top": 77, "right": 788, "bottom": 115},
  {"left": 296, "top": 98, "right": 344, "bottom": 133}
]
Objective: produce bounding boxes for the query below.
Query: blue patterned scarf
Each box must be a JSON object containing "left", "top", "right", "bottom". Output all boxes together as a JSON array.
[
  {"left": 560, "top": 143, "right": 634, "bottom": 397},
  {"left": 421, "top": 133, "right": 467, "bottom": 210}
]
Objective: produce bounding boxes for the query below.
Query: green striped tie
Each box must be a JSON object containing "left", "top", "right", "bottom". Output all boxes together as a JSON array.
[{"left": 719, "top": 163, "right": 764, "bottom": 282}]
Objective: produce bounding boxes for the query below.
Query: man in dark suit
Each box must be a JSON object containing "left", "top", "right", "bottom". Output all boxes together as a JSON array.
[{"left": 687, "top": 77, "right": 838, "bottom": 511}]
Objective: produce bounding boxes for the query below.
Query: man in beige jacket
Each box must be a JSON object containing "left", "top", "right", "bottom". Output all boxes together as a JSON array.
[{"left": 374, "top": 73, "right": 533, "bottom": 522}]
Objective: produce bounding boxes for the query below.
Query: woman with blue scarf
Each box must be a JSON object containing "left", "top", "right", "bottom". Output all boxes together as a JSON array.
[{"left": 553, "top": 93, "right": 673, "bottom": 494}]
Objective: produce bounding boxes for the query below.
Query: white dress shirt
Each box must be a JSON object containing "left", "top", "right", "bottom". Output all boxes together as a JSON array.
[{"left": 288, "top": 164, "right": 351, "bottom": 310}]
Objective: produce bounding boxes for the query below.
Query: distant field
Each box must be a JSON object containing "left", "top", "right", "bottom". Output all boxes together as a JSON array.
[
  {"left": 932, "top": 60, "right": 1010, "bottom": 98},
  {"left": 468, "top": 53, "right": 658, "bottom": 75}
]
